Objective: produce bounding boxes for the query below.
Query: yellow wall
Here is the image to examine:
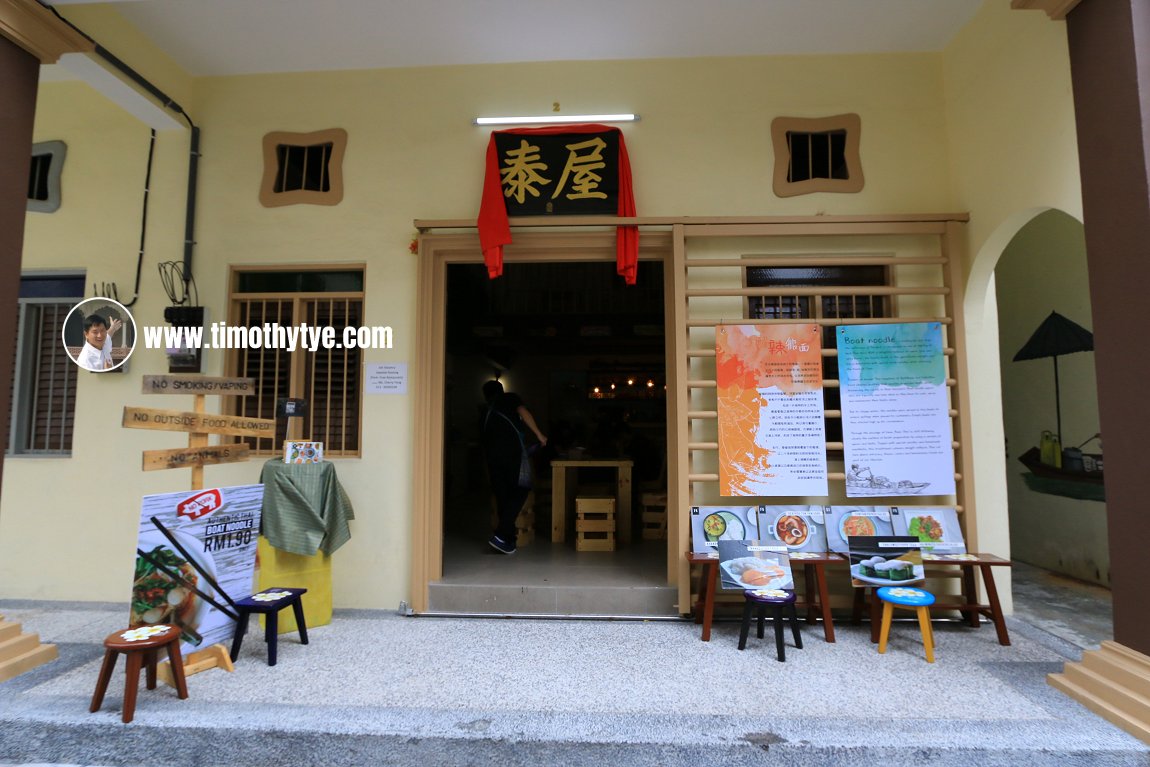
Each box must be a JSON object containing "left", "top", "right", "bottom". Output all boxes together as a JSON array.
[
  {"left": 2, "top": 2, "right": 1083, "bottom": 610},
  {"left": 940, "top": 1, "right": 1084, "bottom": 610}
]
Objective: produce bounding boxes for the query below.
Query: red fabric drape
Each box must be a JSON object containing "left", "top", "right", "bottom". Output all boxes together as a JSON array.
[{"left": 477, "top": 124, "right": 639, "bottom": 284}]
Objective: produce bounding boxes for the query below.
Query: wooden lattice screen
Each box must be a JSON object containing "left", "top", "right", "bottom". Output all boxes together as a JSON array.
[{"left": 665, "top": 216, "right": 973, "bottom": 611}]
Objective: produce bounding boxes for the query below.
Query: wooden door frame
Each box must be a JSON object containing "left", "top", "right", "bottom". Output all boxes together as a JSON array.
[{"left": 410, "top": 229, "right": 675, "bottom": 613}]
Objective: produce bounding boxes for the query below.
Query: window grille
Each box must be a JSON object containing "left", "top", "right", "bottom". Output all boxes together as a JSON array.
[
  {"left": 228, "top": 268, "right": 364, "bottom": 456},
  {"left": 260, "top": 129, "right": 347, "bottom": 207},
  {"left": 746, "top": 264, "right": 889, "bottom": 444},
  {"left": 771, "top": 115, "right": 863, "bottom": 197},
  {"left": 274, "top": 143, "right": 334, "bottom": 193},
  {"left": 8, "top": 274, "right": 84, "bottom": 454},
  {"left": 27, "top": 141, "right": 66, "bottom": 213}
]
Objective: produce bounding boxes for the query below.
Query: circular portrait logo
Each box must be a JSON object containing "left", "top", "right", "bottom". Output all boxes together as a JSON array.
[{"left": 62, "top": 298, "right": 137, "bottom": 372}]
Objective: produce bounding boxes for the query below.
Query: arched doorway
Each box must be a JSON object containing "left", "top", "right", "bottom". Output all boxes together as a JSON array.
[{"left": 992, "top": 209, "right": 1107, "bottom": 586}]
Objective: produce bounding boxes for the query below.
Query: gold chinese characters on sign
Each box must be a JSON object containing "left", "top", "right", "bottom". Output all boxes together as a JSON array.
[{"left": 493, "top": 130, "right": 619, "bottom": 215}]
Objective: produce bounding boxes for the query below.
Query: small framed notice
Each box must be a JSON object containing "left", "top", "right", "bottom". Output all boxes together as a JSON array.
[{"left": 366, "top": 363, "right": 407, "bottom": 394}]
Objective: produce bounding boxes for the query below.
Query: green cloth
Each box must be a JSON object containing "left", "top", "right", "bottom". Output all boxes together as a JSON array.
[{"left": 259, "top": 459, "right": 355, "bottom": 556}]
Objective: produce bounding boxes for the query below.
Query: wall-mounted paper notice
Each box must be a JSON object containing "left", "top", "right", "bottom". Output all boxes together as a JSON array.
[{"left": 366, "top": 363, "right": 407, "bottom": 394}]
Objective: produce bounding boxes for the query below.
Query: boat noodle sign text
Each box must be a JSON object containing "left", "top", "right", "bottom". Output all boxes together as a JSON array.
[{"left": 122, "top": 406, "right": 275, "bottom": 437}]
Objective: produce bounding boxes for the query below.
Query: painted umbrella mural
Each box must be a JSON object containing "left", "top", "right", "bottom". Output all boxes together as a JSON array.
[{"left": 1012, "top": 310, "right": 1094, "bottom": 446}]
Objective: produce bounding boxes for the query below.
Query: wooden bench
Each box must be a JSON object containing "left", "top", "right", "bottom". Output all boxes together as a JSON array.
[
  {"left": 690, "top": 551, "right": 1013, "bottom": 646},
  {"left": 852, "top": 552, "right": 1013, "bottom": 646},
  {"left": 687, "top": 551, "right": 842, "bottom": 643}
]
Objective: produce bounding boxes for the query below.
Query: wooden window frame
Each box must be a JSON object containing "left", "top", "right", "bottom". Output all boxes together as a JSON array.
[
  {"left": 771, "top": 114, "right": 864, "bottom": 198},
  {"left": 27, "top": 140, "right": 65, "bottom": 213},
  {"left": 8, "top": 273, "right": 84, "bottom": 455},
  {"left": 259, "top": 128, "right": 347, "bottom": 208},
  {"left": 225, "top": 265, "right": 365, "bottom": 457}
]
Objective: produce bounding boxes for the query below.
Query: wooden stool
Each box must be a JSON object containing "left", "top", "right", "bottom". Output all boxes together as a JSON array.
[
  {"left": 575, "top": 496, "right": 616, "bottom": 551},
  {"left": 738, "top": 589, "right": 803, "bottom": 662},
  {"left": 90, "top": 625, "right": 188, "bottom": 723},
  {"left": 876, "top": 586, "right": 936, "bottom": 663},
  {"left": 229, "top": 587, "right": 309, "bottom": 666}
]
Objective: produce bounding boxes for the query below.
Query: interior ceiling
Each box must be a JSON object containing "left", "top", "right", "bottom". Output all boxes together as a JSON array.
[{"left": 46, "top": 0, "right": 983, "bottom": 76}]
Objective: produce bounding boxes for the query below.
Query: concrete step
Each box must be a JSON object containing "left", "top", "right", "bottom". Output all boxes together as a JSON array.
[
  {"left": 1063, "top": 661, "right": 1150, "bottom": 723},
  {"left": 0, "top": 631, "right": 40, "bottom": 662},
  {"left": 1050, "top": 644, "right": 1150, "bottom": 745},
  {"left": 0, "top": 642, "right": 59, "bottom": 684},
  {"left": 0, "top": 621, "right": 21, "bottom": 643},
  {"left": 1082, "top": 642, "right": 1150, "bottom": 701},
  {"left": 427, "top": 582, "right": 679, "bottom": 616}
]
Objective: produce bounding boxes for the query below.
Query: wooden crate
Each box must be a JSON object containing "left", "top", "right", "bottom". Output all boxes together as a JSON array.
[
  {"left": 575, "top": 496, "right": 615, "bottom": 515},
  {"left": 641, "top": 510, "right": 667, "bottom": 540},
  {"left": 576, "top": 531, "right": 616, "bottom": 551},
  {"left": 640, "top": 492, "right": 667, "bottom": 540},
  {"left": 576, "top": 496, "right": 616, "bottom": 551}
]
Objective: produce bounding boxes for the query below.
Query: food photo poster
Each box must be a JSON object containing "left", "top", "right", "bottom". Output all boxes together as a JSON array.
[
  {"left": 824, "top": 506, "right": 893, "bottom": 554},
  {"left": 846, "top": 535, "right": 924, "bottom": 588},
  {"left": 757, "top": 505, "right": 829, "bottom": 553},
  {"left": 717, "top": 540, "right": 794, "bottom": 592},
  {"left": 689, "top": 506, "right": 763, "bottom": 554},
  {"left": 890, "top": 506, "right": 966, "bottom": 555},
  {"left": 131, "top": 484, "right": 264, "bottom": 654}
]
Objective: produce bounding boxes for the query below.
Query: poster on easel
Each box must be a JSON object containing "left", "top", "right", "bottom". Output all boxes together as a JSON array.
[
  {"left": 689, "top": 506, "right": 763, "bottom": 555},
  {"left": 890, "top": 506, "right": 966, "bottom": 555},
  {"left": 837, "top": 322, "right": 956, "bottom": 497},
  {"left": 716, "top": 324, "right": 828, "bottom": 496},
  {"left": 757, "top": 505, "right": 828, "bottom": 554},
  {"left": 824, "top": 506, "right": 893, "bottom": 554},
  {"left": 846, "top": 535, "right": 924, "bottom": 588},
  {"left": 130, "top": 484, "right": 263, "bottom": 655},
  {"left": 717, "top": 540, "right": 793, "bottom": 592}
]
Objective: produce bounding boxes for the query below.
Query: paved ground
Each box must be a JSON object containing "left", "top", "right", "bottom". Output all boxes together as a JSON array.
[{"left": 1, "top": 597, "right": 1148, "bottom": 767}]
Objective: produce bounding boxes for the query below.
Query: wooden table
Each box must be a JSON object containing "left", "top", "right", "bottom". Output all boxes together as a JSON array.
[
  {"left": 851, "top": 552, "right": 1013, "bottom": 646},
  {"left": 551, "top": 459, "right": 633, "bottom": 544},
  {"left": 687, "top": 551, "right": 841, "bottom": 643}
]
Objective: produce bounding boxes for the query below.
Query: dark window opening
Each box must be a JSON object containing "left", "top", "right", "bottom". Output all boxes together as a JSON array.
[
  {"left": 786, "top": 130, "right": 849, "bottom": 183},
  {"left": 274, "top": 143, "right": 333, "bottom": 193},
  {"left": 237, "top": 270, "right": 363, "bottom": 294},
  {"left": 28, "top": 154, "right": 51, "bottom": 201}
]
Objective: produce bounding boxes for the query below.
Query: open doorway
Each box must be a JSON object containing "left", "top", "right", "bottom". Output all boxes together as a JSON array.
[
  {"left": 994, "top": 209, "right": 1108, "bottom": 586},
  {"left": 433, "top": 258, "right": 675, "bottom": 615}
]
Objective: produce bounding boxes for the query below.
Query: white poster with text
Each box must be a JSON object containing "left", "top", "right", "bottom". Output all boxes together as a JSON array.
[{"left": 837, "top": 323, "right": 956, "bottom": 497}]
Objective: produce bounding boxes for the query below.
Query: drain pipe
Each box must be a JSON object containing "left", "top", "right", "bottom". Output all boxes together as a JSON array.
[{"left": 41, "top": 4, "right": 200, "bottom": 294}]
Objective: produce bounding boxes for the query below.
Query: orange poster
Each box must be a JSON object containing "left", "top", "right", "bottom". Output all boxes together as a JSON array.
[{"left": 715, "top": 324, "right": 828, "bottom": 496}]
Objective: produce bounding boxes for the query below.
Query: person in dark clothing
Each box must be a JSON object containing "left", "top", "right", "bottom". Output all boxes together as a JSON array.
[{"left": 481, "top": 380, "right": 547, "bottom": 554}]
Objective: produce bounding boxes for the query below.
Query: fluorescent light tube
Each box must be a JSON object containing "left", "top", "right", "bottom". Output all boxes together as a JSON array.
[{"left": 474, "top": 114, "right": 638, "bottom": 126}]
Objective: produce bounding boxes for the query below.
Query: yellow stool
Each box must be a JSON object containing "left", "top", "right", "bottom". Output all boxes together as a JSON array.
[{"left": 876, "top": 586, "right": 936, "bottom": 663}]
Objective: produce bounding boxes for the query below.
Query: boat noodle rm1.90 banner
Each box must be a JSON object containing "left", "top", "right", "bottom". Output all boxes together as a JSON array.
[
  {"left": 716, "top": 324, "right": 829, "bottom": 496},
  {"left": 837, "top": 322, "right": 956, "bottom": 497},
  {"left": 130, "top": 484, "right": 264, "bottom": 655}
]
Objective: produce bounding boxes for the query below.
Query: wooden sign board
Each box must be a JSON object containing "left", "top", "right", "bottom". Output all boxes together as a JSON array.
[
  {"left": 142, "top": 444, "right": 251, "bottom": 472},
  {"left": 142, "top": 375, "right": 254, "bottom": 395},
  {"left": 122, "top": 407, "right": 275, "bottom": 438}
]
